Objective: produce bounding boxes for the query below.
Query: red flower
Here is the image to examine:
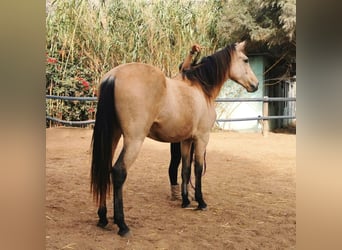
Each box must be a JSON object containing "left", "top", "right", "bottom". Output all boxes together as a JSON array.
[
  {"left": 81, "top": 80, "right": 89, "bottom": 90},
  {"left": 88, "top": 107, "right": 95, "bottom": 113},
  {"left": 76, "top": 77, "right": 90, "bottom": 90},
  {"left": 47, "top": 57, "right": 57, "bottom": 64}
]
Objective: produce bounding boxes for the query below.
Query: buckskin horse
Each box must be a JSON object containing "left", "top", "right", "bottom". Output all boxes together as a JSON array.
[{"left": 90, "top": 41, "right": 258, "bottom": 236}]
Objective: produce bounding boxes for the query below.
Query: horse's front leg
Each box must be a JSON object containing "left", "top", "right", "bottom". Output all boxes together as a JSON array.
[
  {"left": 193, "top": 137, "right": 208, "bottom": 210},
  {"left": 194, "top": 155, "right": 207, "bottom": 210},
  {"left": 180, "top": 140, "right": 192, "bottom": 208}
]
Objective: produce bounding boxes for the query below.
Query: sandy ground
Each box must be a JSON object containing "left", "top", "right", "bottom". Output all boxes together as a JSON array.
[{"left": 46, "top": 127, "right": 296, "bottom": 249}]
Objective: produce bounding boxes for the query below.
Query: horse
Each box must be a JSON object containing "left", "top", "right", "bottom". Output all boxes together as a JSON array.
[{"left": 90, "top": 41, "right": 258, "bottom": 237}]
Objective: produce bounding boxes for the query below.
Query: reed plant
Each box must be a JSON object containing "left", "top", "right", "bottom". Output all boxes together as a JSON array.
[{"left": 46, "top": 0, "right": 223, "bottom": 126}]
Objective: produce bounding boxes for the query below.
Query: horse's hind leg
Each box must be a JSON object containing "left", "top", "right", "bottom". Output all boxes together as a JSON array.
[
  {"left": 97, "top": 191, "right": 108, "bottom": 227},
  {"left": 112, "top": 137, "right": 144, "bottom": 236},
  {"left": 97, "top": 129, "right": 121, "bottom": 228}
]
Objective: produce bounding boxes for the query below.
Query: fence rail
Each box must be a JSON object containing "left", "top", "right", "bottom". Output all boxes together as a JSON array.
[
  {"left": 46, "top": 95, "right": 296, "bottom": 126},
  {"left": 215, "top": 97, "right": 296, "bottom": 102},
  {"left": 216, "top": 115, "right": 296, "bottom": 122},
  {"left": 46, "top": 95, "right": 97, "bottom": 101}
]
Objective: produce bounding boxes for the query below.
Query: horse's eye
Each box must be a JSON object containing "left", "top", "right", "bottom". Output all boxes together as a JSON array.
[{"left": 243, "top": 58, "right": 249, "bottom": 63}]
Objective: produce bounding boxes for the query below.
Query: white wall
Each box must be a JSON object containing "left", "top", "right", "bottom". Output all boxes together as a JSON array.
[{"left": 215, "top": 56, "right": 264, "bottom": 132}]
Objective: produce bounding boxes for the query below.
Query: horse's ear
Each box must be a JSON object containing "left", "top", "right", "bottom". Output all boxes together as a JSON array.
[{"left": 236, "top": 40, "right": 246, "bottom": 52}]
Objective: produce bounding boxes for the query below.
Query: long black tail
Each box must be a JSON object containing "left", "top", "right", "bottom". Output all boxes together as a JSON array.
[{"left": 91, "top": 76, "right": 116, "bottom": 203}]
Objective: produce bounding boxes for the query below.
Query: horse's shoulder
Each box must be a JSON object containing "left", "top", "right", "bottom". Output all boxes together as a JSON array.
[{"left": 167, "top": 76, "right": 192, "bottom": 85}]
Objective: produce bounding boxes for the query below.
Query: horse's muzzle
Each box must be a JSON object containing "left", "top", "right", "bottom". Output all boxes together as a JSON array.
[{"left": 248, "top": 83, "right": 258, "bottom": 92}]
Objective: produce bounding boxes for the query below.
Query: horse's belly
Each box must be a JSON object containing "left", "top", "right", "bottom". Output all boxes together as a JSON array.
[
  {"left": 147, "top": 133, "right": 189, "bottom": 143},
  {"left": 147, "top": 121, "right": 192, "bottom": 143}
]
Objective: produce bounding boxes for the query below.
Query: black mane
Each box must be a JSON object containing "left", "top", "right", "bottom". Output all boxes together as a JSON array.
[{"left": 182, "top": 44, "right": 236, "bottom": 98}]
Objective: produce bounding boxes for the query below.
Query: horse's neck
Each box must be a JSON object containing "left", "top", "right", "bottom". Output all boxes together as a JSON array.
[{"left": 210, "top": 78, "right": 228, "bottom": 100}]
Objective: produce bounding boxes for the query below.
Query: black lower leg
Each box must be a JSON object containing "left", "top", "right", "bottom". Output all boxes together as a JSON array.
[
  {"left": 112, "top": 166, "right": 130, "bottom": 236},
  {"left": 181, "top": 164, "right": 191, "bottom": 208},
  {"left": 194, "top": 162, "right": 207, "bottom": 210},
  {"left": 169, "top": 143, "right": 181, "bottom": 185},
  {"left": 97, "top": 206, "right": 108, "bottom": 227},
  {"left": 114, "top": 198, "right": 129, "bottom": 236}
]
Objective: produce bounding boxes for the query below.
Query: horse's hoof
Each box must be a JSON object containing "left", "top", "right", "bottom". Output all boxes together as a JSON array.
[
  {"left": 181, "top": 197, "right": 191, "bottom": 208},
  {"left": 181, "top": 201, "right": 190, "bottom": 208},
  {"left": 97, "top": 219, "right": 108, "bottom": 228},
  {"left": 196, "top": 202, "right": 207, "bottom": 211},
  {"left": 118, "top": 227, "right": 131, "bottom": 237},
  {"left": 196, "top": 206, "right": 208, "bottom": 211}
]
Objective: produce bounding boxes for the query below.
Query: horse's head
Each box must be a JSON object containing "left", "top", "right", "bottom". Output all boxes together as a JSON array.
[{"left": 229, "top": 41, "right": 259, "bottom": 93}]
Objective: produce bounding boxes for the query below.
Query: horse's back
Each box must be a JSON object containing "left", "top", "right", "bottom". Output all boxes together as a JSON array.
[
  {"left": 103, "top": 63, "right": 167, "bottom": 137},
  {"left": 103, "top": 62, "right": 165, "bottom": 87}
]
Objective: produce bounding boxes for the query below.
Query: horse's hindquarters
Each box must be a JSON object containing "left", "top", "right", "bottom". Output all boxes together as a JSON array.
[{"left": 110, "top": 63, "right": 167, "bottom": 138}]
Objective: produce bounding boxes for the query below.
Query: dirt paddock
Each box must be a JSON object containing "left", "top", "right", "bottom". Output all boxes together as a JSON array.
[{"left": 46, "top": 127, "right": 296, "bottom": 249}]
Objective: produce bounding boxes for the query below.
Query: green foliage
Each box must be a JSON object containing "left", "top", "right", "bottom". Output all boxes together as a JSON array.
[
  {"left": 217, "top": 0, "right": 296, "bottom": 79},
  {"left": 218, "top": 0, "right": 295, "bottom": 46},
  {"left": 46, "top": 54, "right": 96, "bottom": 126}
]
